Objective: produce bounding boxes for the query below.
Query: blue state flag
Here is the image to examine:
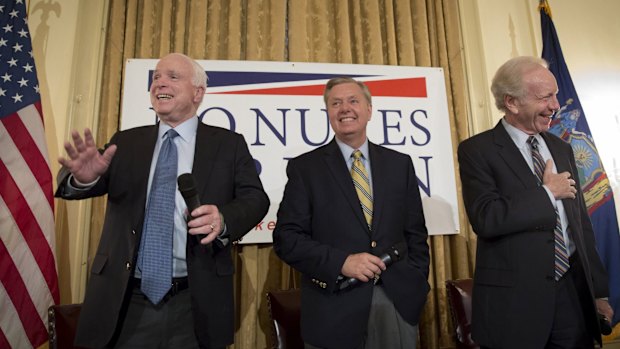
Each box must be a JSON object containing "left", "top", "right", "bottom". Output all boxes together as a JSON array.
[{"left": 540, "top": 1, "right": 620, "bottom": 328}]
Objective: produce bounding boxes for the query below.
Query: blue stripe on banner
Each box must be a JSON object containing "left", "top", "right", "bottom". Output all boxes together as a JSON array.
[{"left": 147, "top": 71, "right": 376, "bottom": 90}]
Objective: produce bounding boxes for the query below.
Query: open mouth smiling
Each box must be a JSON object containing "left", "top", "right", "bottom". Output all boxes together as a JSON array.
[{"left": 339, "top": 116, "right": 357, "bottom": 122}]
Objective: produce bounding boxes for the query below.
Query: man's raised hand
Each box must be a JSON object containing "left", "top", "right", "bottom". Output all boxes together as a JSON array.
[{"left": 58, "top": 128, "right": 117, "bottom": 183}]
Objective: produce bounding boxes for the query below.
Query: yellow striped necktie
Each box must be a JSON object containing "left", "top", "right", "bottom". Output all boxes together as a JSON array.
[{"left": 351, "top": 150, "right": 373, "bottom": 229}]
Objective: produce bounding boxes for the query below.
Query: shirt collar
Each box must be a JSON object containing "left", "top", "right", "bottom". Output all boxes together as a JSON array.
[
  {"left": 158, "top": 116, "right": 198, "bottom": 143},
  {"left": 501, "top": 118, "right": 541, "bottom": 150},
  {"left": 335, "top": 137, "right": 370, "bottom": 161}
]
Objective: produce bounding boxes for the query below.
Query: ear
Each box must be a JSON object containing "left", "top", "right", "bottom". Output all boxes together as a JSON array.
[
  {"left": 504, "top": 95, "right": 519, "bottom": 114},
  {"left": 367, "top": 103, "right": 372, "bottom": 120},
  {"left": 194, "top": 86, "right": 205, "bottom": 103}
]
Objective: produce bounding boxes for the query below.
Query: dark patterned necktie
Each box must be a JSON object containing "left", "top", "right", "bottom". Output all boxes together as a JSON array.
[
  {"left": 138, "top": 129, "right": 179, "bottom": 304},
  {"left": 528, "top": 136, "right": 569, "bottom": 280},
  {"left": 351, "top": 150, "right": 373, "bottom": 230}
]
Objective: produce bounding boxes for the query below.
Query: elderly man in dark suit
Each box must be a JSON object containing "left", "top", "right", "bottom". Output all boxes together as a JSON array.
[
  {"left": 56, "top": 53, "right": 269, "bottom": 348},
  {"left": 273, "top": 77, "right": 430, "bottom": 349},
  {"left": 458, "top": 56, "right": 613, "bottom": 349}
]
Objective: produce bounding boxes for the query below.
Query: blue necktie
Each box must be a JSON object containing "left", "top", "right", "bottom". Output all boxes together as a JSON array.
[
  {"left": 138, "top": 129, "right": 179, "bottom": 304},
  {"left": 528, "top": 136, "right": 569, "bottom": 280}
]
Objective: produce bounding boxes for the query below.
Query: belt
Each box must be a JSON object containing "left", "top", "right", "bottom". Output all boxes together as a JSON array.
[{"left": 133, "top": 277, "right": 189, "bottom": 302}]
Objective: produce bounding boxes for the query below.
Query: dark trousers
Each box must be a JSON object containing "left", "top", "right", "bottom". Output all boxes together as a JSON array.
[
  {"left": 544, "top": 257, "right": 595, "bottom": 349},
  {"left": 482, "top": 258, "right": 594, "bottom": 349},
  {"left": 112, "top": 286, "right": 201, "bottom": 349}
]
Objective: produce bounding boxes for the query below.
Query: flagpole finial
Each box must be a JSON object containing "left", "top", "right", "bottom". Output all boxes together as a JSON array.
[{"left": 538, "top": 0, "right": 553, "bottom": 18}]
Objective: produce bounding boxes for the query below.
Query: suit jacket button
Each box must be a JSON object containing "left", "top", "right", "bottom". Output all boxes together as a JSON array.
[
  {"left": 131, "top": 229, "right": 136, "bottom": 235},
  {"left": 125, "top": 262, "right": 132, "bottom": 270},
  {"left": 371, "top": 241, "right": 377, "bottom": 248}
]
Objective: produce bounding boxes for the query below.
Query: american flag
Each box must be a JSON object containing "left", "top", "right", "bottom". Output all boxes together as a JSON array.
[{"left": 0, "top": 1, "right": 59, "bottom": 348}]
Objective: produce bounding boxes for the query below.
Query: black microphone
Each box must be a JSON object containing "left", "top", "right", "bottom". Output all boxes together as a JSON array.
[
  {"left": 178, "top": 173, "right": 210, "bottom": 244},
  {"left": 599, "top": 313, "right": 612, "bottom": 335},
  {"left": 337, "top": 242, "right": 407, "bottom": 292},
  {"left": 178, "top": 173, "right": 200, "bottom": 218}
]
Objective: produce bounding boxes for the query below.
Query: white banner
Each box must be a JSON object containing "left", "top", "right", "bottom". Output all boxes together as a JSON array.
[{"left": 121, "top": 60, "right": 459, "bottom": 243}]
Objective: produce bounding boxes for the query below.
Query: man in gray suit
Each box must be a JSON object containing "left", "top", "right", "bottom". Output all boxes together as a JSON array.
[
  {"left": 458, "top": 56, "right": 613, "bottom": 348},
  {"left": 56, "top": 53, "right": 269, "bottom": 348}
]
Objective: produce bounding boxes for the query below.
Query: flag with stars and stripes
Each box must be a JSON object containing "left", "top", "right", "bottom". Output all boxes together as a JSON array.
[{"left": 0, "top": 0, "right": 60, "bottom": 348}]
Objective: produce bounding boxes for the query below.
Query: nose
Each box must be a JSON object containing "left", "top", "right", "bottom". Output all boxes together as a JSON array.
[
  {"left": 339, "top": 101, "right": 352, "bottom": 113},
  {"left": 151, "top": 78, "right": 168, "bottom": 91},
  {"left": 550, "top": 94, "right": 561, "bottom": 111}
]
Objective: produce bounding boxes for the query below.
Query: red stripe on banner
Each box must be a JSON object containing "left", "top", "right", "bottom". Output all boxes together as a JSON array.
[
  {"left": 211, "top": 77, "right": 428, "bottom": 98},
  {"left": 0, "top": 240, "right": 47, "bottom": 347},
  {"left": 213, "top": 84, "right": 325, "bottom": 96},
  {"left": 2, "top": 113, "right": 55, "bottom": 208},
  {"left": 0, "top": 160, "right": 59, "bottom": 303},
  {"left": 365, "top": 78, "right": 427, "bottom": 98}
]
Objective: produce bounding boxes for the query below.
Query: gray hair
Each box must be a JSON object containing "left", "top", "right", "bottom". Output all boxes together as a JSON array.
[
  {"left": 323, "top": 77, "right": 372, "bottom": 105},
  {"left": 491, "top": 56, "right": 549, "bottom": 112},
  {"left": 187, "top": 55, "right": 208, "bottom": 90},
  {"left": 162, "top": 53, "right": 208, "bottom": 89}
]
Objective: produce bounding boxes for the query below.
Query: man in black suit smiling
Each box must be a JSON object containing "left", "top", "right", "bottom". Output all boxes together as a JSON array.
[
  {"left": 458, "top": 56, "right": 613, "bottom": 349},
  {"left": 56, "top": 53, "right": 269, "bottom": 348},
  {"left": 274, "top": 77, "right": 430, "bottom": 349}
]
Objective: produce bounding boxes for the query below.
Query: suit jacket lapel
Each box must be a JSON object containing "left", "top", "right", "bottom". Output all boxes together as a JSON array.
[
  {"left": 133, "top": 126, "right": 159, "bottom": 228},
  {"left": 368, "top": 143, "right": 385, "bottom": 233},
  {"left": 191, "top": 123, "right": 221, "bottom": 198},
  {"left": 323, "top": 140, "right": 369, "bottom": 232},
  {"left": 135, "top": 125, "right": 159, "bottom": 168},
  {"left": 492, "top": 121, "right": 540, "bottom": 189}
]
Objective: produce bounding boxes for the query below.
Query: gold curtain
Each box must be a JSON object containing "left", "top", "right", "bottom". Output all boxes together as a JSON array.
[{"left": 86, "top": 0, "right": 476, "bottom": 348}]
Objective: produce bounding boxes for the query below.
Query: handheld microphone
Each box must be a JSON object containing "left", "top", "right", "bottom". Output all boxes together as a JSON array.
[
  {"left": 599, "top": 313, "right": 612, "bottom": 335},
  {"left": 178, "top": 173, "right": 201, "bottom": 217},
  {"left": 178, "top": 173, "right": 210, "bottom": 244},
  {"left": 337, "top": 242, "right": 407, "bottom": 292}
]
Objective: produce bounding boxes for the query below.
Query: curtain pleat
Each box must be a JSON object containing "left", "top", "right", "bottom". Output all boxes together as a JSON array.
[{"left": 77, "top": 1, "right": 476, "bottom": 347}]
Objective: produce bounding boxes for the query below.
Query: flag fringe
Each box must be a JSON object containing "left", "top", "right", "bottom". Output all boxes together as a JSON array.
[{"left": 538, "top": 0, "right": 553, "bottom": 19}]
